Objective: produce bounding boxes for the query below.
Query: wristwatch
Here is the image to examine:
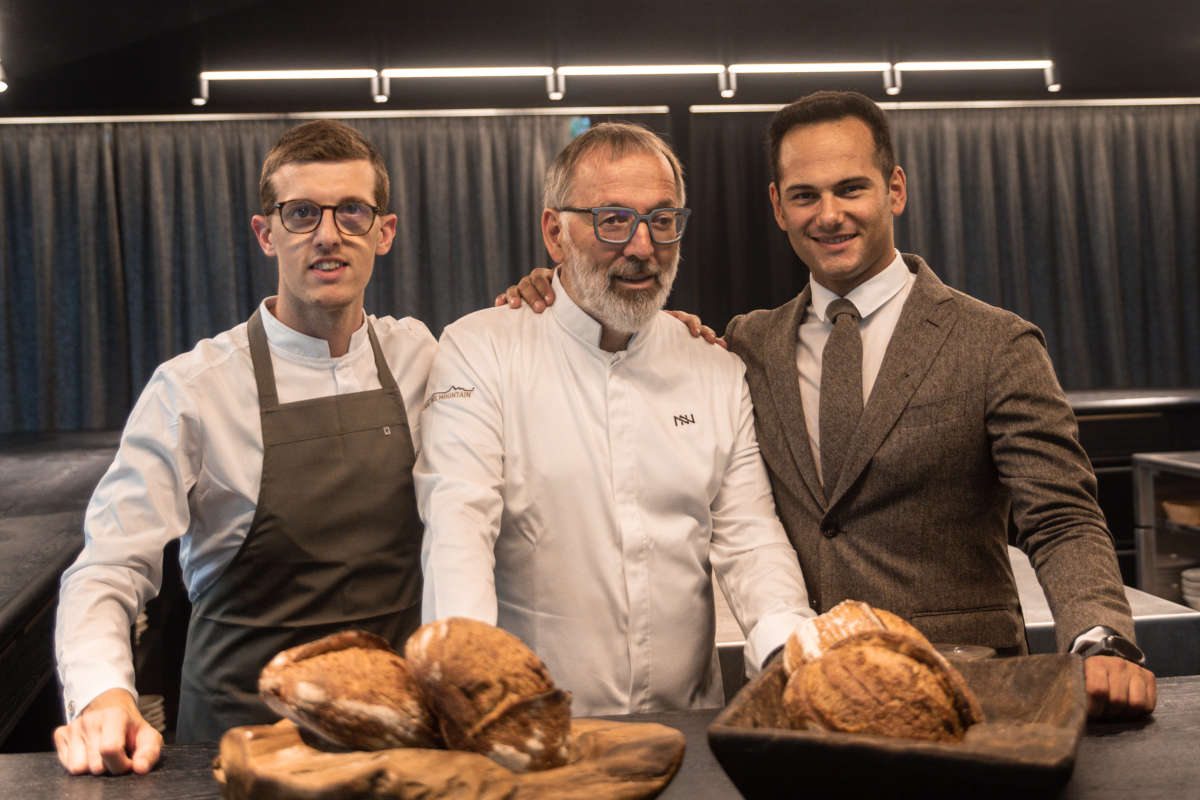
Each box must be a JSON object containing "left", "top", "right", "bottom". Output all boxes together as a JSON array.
[{"left": 1076, "top": 633, "right": 1146, "bottom": 665}]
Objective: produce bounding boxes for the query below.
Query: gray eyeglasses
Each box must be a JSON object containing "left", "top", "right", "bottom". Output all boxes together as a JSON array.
[
  {"left": 559, "top": 206, "right": 691, "bottom": 245},
  {"left": 273, "top": 199, "right": 380, "bottom": 236}
]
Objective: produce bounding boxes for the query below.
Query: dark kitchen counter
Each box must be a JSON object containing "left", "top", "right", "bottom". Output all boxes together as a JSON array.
[{"left": 2, "top": 674, "right": 1196, "bottom": 799}]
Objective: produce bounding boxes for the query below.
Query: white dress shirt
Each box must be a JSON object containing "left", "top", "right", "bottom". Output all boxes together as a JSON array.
[
  {"left": 796, "top": 251, "right": 915, "bottom": 484},
  {"left": 55, "top": 298, "right": 435, "bottom": 719},
  {"left": 416, "top": 271, "right": 813, "bottom": 716}
]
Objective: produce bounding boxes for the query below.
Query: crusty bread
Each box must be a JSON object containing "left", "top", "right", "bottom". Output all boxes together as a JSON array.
[
  {"left": 782, "top": 630, "right": 984, "bottom": 742},
  {"left": 258, "top": 630, "right": 440, "bottom": 751},
  {"left": 782, "top": 600, "right": 932, "bottom": 674},
  {"left": 405, "top": 617, "right": 571, "bottom": 772}
]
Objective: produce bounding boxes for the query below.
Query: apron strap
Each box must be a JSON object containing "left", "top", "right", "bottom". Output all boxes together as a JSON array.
[
  {"left": 366, "top": 320, "right": 400, "bottom": 393},
  {"left": 246, "top": 309, "right": 280, "bottom": 410},
  {"left": 248, "top": 309, "right": 398, "bottom": 407}
]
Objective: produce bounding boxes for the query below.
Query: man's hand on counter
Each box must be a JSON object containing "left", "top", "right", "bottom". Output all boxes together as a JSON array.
[
  {"left": 1084, "top": 655, "right": 1158, "bottom": 719},
  {"left": 53, "top": 688, "right": 162, "bottom": 775}
]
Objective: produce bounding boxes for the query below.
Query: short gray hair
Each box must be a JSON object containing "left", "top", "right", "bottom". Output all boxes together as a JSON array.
[{"left": 543, "top": 122, "right": 686, "bottom": 209}]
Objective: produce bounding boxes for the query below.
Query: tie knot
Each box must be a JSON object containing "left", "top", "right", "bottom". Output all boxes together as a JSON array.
[{"left": 827, "top": 298, "right": 861, "bottom": 324}]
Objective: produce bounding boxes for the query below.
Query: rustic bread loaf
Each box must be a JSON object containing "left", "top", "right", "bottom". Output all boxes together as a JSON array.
[
  {"left": 782, "top": 629, "right": 984, "bottom": 742},
  {"left": 258, "top": 630, "right": 440, "bottom": 751},
  {"left": 405, "top": 617, "right": 571, "bottom": 772},
  {"left": 783, "top": 599, "right": 929, "bottom": 674}
]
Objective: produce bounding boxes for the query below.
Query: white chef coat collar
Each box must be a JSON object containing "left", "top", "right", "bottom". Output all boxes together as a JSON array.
[
  {"left": 810, "top": 250, "right": 908, "bottom": 324},
  {"left": 549, "top": 268, "right": 650, "bottom": 354},
  {"left": 259, "top": 297, "right": 370, "bottom": 361}
]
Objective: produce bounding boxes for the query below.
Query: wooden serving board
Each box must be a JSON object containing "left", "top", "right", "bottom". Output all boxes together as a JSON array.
[{"left": 215, "top": 717, "right": 685, "bottom": 800}]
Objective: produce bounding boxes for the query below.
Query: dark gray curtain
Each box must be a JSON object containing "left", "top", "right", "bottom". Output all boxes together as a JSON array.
[
  {"left": 1, "top": 114, "right": 575, "bottom": 432},
  {"left": 684, "top": 104, "right": 1200, "bottom": 389},
  {"left": 1, "top": 124, "right": 127, "bottom": 431}
]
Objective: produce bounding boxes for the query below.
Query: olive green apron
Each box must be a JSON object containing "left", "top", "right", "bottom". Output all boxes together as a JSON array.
[{"left": 175, "top": 309, "right": 422, "bottom": 742}]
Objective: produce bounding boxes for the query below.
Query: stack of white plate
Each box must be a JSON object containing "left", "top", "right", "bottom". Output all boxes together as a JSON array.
[{"left": 1182, "top": 567, "right": 1200, "bottom": 612}]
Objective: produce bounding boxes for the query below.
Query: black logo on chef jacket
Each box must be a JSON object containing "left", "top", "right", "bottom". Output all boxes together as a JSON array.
[
  {"left": 673, "top": 413, "right": 696, "bottom": 426},
  {"left": 424, "top": 385, "right": 476, "bottom": 409}
]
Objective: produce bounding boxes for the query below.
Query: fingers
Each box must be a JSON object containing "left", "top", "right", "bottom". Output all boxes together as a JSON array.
[
  {"left": 54, "top": 724, "right": 87, "bottom": 775},
  {"left": 516, "top": 276, "right": 547, "bottom": 312},
  {"left": 1084, "top": 655, "right": 1157, "bottom": 720},
  {"left": 129, "top": 721, "right": 164, "bottom": 774},
  {"left": 96, "top": 710, "right": 134, "bottom": 775}
]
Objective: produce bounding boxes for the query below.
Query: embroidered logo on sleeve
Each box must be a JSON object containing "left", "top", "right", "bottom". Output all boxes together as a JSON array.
[
  {"left": 424, "top": 385, "right": 476, "bottom": 409},
  {"left": 673, "top": 413, "right": 696, "bottom": 426}
]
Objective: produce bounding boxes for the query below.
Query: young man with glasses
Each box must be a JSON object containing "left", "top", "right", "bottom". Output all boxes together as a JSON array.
[
  {"left": 54, "top": 120, "right": 434, "bottom": 773},
  {"left": 416, "top": 123, "right": 813, "bottom": 716}
]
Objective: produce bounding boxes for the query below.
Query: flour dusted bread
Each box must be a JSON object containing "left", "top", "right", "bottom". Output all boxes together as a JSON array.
[
  {"left": 782, "top": 629, "right": 984, "bottom": 743},
  {"left": 783, "top": 599, "right": 928, "bottom": 674},
  {"left": 405, "top": 617, "right": 572, "bottom": 772},
  {"left": 259, "top": 630, "right": 440, "bottom": 751}
]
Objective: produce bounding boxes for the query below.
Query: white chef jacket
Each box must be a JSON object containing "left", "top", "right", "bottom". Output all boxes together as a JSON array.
[
  {"left": 416, "top": 271, "right": 813, "bottom": 716},
  {"left": 55, "top": 298, "right": 435, "bottom": 719}
]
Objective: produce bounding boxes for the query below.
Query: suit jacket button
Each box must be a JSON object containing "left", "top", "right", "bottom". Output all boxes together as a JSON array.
[{"left": 821, "top": 525, "right": 838, "bottom": 539}]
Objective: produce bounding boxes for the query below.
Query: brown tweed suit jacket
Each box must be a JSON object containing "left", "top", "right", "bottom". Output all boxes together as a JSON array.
[{"left": 725, "top": 254, "right": 1135, "bottom": 653}]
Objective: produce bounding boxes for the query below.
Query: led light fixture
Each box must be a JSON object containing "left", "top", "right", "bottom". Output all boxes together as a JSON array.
[
  {"left": 556, "top": 64, "right": 724, "bottom": 76},
  {"left": 382, "top": 67, "right": 553, "bottom": 78},
  {"left": 718, "top": 68, "right": 736, "bottom": 99},
  {"left": 883, "top": 65, "right": 902, "bottom": 96},
  {"left": 729, "top": 62, "right": 890, "bottom": 74},
  {"left": 0, "top": 60, "right": 8, "bottom": 93}
]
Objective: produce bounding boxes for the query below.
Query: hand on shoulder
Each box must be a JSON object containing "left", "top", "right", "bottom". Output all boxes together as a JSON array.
[{"left": 53, "top": 688, "right": 162, "bottom": 775}]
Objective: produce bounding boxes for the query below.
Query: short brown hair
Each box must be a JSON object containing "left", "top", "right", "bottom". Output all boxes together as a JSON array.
[
  {"left": 259, "top": 120, "right": 390, "bottom": 214},
  {"left": 766, "top": 90, "right": 896, "bottom": 185},
  {"left": 543, "top": 122, "right": 686, "bottom": 209}
]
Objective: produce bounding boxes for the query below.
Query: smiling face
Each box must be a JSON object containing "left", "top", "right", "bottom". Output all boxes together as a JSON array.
[
  {"left": 769, "top": 117, "right": 907, "bottom": 296},
  {"left": 251, "top": 159, "right": 396, "bottom": 336},
  {"left": 542, "top": 149, "right": 681, "bottom": 336}
]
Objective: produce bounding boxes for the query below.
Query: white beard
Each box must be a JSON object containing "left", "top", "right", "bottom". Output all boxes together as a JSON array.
[{"left": 561, "top": 230, "right": 679, "bottom": 335}]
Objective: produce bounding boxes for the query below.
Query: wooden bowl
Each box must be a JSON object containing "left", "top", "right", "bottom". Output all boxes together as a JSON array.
[{"left": 708, "top": 653, "right": 1085, "bottom": 799}]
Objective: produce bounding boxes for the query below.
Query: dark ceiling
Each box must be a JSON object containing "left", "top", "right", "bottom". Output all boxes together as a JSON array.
[{"left": 1, "top": 1, "right": 1197, "bottom": 116}]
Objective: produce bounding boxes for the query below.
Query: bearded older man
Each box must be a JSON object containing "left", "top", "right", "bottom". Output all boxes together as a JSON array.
[{"left": 415, "top": 122, "right": 813, "bottom": 716}]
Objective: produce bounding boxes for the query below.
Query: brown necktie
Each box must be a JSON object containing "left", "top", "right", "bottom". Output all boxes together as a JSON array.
[{"left": 819, "top": 298, "right": 863, "bottom": 494}]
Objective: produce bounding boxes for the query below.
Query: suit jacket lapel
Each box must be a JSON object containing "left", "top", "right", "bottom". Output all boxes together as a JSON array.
[
  {"left": 827, "top": 257, "right": 958, "bottom": 507},
  {"left": 764, "top": 285, "right": 827, "bottom": 508}
]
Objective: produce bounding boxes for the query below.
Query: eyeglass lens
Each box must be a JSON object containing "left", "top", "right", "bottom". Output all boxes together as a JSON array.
[
  {"left": 279, "top": 200, "right": 376, "bottom": 235},
  {"left": 595, "top": 208, "right": 688, "bottom": 244}
]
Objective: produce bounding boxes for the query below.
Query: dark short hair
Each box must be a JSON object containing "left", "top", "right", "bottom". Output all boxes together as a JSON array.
[
  {"left": 766, "top": 90, "right": 896, "bottom": 184},
  {"left": 543, "top": 122, "right": 686, "bottom": 209},
  {"left": 259, "top": 120, "right": 390, "bottom": 214}
]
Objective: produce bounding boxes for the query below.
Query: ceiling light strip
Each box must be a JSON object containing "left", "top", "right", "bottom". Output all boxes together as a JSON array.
[
  {"left": 557, "top": 64, "right": 725, "bottom": 76},
  {"left": 0, "top": 106, "right": 672, "bottom": 126},
  {"left": 689, "top": 97, "right": 1200, "bottom": 113},
  {"left": 200, "top": 69, "right": 378, "bottom": 80},
  {"left": 381, "top": 67, "right": 553, "bottom": 78},
  {"left": 730, "top": 62, "right": 890, "bottom": 74},
  {"left": 894, "top": 60, "right": 1054, "bottom": 72}
]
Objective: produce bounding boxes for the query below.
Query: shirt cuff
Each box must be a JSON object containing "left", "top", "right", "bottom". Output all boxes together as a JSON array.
[
  {"left": 743, "top": 609, "right": 814, "bottom": 678},
  {"left": 61, "top": 668, "right": 138, "bottom": 721},
  {"left": 1069, "top": 625, "right": 1116, "bottom": 654}
]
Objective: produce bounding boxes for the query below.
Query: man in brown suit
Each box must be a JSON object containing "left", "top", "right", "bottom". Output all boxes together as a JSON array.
[
  {"left": 723, "top": 90, "right": 1154, "bottom": 719},
  {"left": 502, "top": 92, "right": 1156, "bottom": 720}
]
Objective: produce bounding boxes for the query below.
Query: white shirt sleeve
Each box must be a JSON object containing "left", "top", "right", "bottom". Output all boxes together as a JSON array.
[
  {"left": 709, "top": 375, "right": 814, "bottom": 675},
  {"left": 414, "top": 323, "right": 506, "bottom": 625},
  {"left": 55, "top": 367, "right": 203, "bottom": 718}
]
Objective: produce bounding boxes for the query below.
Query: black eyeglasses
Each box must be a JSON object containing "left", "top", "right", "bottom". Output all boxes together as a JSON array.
[
  {"left": 559, "top": 206, "right": 691, "bottom": 245},
  {"left": 273, "top": 199, "right": 380, "bottom": 236}
]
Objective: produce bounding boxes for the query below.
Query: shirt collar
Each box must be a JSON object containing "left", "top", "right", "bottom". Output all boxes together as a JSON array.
[
  {"left": 258, "top": 297, "right": 369, "bottom": 361},
  {"left": 810, "top": 250, "right": 908, "bottom": 324},
  {"left": 549, "top": 268, "right": 650, "bottom": 354}
]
